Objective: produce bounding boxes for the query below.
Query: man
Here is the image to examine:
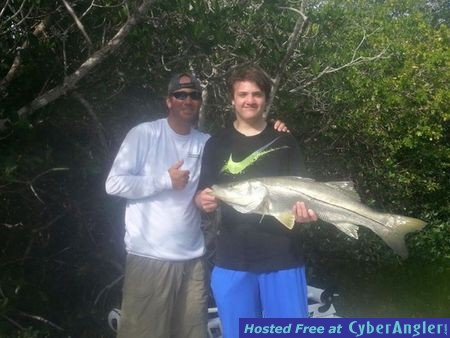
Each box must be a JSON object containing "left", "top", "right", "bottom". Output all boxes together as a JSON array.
[
  {"left": 105, "top": 72, "right": 289, "bottom": 338},
  {"left": 105, "top": 73, "right": 209, "bottom": 338},
  {"left": 195, "top": 64, "right": 317, "bottom": 338}
]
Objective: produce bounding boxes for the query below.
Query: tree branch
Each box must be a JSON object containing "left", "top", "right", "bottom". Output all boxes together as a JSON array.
[
  {"left": 0, "top": 314, "right": 25, "bottom": 331},
  {"left": 290, "top": 30, "right": 388, "bottom": 92},
  {"left": 0, "top": 0, "right": 12, "bottom": 19},
  {"left": 94, "top": 274, "right": 124, "bottom": 305},
  {"left": 0, "top": 0, "right": 155, "bottom": 133},
  {"left": 22, "top": 212, "right": 68, "bottom": 262},
  {"left": 28, "top": 167, "right": 70, "bottom": 204},
  {"left": 1, "top": 0, "right": 27, "bottom": 27},
  {"left": 72, "top": 91, "right": 108, "bottom": 153},
  {"left": 17, "top": 311, "right": 64, "bottom": 331},
  {"left": 0, "top": 16, "right": 50, "bottom": 93},
  {"left": 265, "top": 3, "right": 308, "bottom": 116},
  {"left": 61, "top": 0, "right": 93, "bottom": 49}
]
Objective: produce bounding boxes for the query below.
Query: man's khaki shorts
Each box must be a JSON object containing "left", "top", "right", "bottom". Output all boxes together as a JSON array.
[{"left": 117, "top": 254, "right": 209, "bottom": 338}]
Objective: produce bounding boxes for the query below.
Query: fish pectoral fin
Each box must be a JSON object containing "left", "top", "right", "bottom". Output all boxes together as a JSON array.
[
  {"left": 258, "top": 213, "right": 265, "bottom": 223},
  {"left": 273, "top": 212, "right": 296, "bottom": 230},
  {"left": 333, "top": 222, "right": 359, "bottom": 239}
]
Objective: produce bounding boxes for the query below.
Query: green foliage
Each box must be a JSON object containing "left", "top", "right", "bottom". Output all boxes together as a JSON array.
[{"left": 282, "top": 0, "right": 449, "bottom": 258}]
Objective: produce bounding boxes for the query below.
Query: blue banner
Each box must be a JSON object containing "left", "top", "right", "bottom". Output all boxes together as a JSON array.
[{"left": 240, "top": 318, "right": 449, "bottom": 337}]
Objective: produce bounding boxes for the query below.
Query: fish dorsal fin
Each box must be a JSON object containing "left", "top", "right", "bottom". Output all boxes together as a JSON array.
[
  {"left": 333, "top": 222, "right": 359, "bottom": 239},
  {"left": 273, "top": 211, "right": 296, "bottom": 230},
  {"left": 324, "top": 181, "right": 361, "bottom": 202}
]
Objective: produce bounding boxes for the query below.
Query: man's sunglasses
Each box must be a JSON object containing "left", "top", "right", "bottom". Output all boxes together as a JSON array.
[{"left": 171, "top": 91, "right": 202, "bottom": 101}]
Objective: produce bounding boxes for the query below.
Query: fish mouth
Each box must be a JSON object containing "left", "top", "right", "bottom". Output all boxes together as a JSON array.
[
  {"left": 210, "top": 185, "right": 224, "bottom": 198},
  {"left": 210, "top": 185, "right": 240, "bottom": 203}
]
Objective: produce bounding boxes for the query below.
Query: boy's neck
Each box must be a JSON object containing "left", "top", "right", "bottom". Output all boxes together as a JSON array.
[{"left": 233, "top": 118, "right": 267, "bottom": 136}]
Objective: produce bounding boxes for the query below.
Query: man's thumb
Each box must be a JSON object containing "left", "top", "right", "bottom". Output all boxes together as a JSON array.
[{"left": 171, "top": 159, "right": 184, "bottom": 170}]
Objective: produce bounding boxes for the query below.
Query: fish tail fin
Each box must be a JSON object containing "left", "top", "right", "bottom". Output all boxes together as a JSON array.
[{"left": 375, "top": 215, "right": 427, "bottom": 259}]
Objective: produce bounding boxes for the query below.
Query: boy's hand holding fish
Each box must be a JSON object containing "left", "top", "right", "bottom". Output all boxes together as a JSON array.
[
  {"left": 293, "top": 201, "right": 318, "bottom": 224},
  {"left": 195, "top": 188, "right": 218, "bottom": 213}
]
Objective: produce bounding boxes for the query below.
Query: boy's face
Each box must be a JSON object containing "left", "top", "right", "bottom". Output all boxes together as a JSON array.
[{"left": 231, "top": 80, "right": 266, "bottom": 123}]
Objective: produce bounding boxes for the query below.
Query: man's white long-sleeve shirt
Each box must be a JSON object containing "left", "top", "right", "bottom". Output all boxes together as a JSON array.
[{"left": 106, "top": 118, "right": 210, "bottom": 260}]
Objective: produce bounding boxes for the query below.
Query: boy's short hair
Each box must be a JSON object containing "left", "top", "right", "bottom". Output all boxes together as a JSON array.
[{"left": 228, "top": 64, "right": 272, "bottom": 98}]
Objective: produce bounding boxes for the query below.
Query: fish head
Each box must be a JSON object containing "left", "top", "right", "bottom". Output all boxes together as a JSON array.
[{"left": 211, "top": 180, "right": 267, "bottom": 212}]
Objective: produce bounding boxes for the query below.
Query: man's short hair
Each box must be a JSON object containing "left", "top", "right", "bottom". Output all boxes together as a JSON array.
[
  {"left": 168, "top": 73, "right": 202, "bottom": 94},
  {"left": 228, "top": 64, "right": 272, "bottom": 98}
]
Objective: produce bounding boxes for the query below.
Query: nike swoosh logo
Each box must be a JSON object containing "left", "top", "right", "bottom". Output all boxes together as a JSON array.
[{"left": 221, "top": 137, "right": 288, "bottom": 175}]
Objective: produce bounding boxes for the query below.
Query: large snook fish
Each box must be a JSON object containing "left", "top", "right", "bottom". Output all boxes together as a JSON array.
[{"left": 211, "top": 176, "right": 426, "bottom": 258}]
